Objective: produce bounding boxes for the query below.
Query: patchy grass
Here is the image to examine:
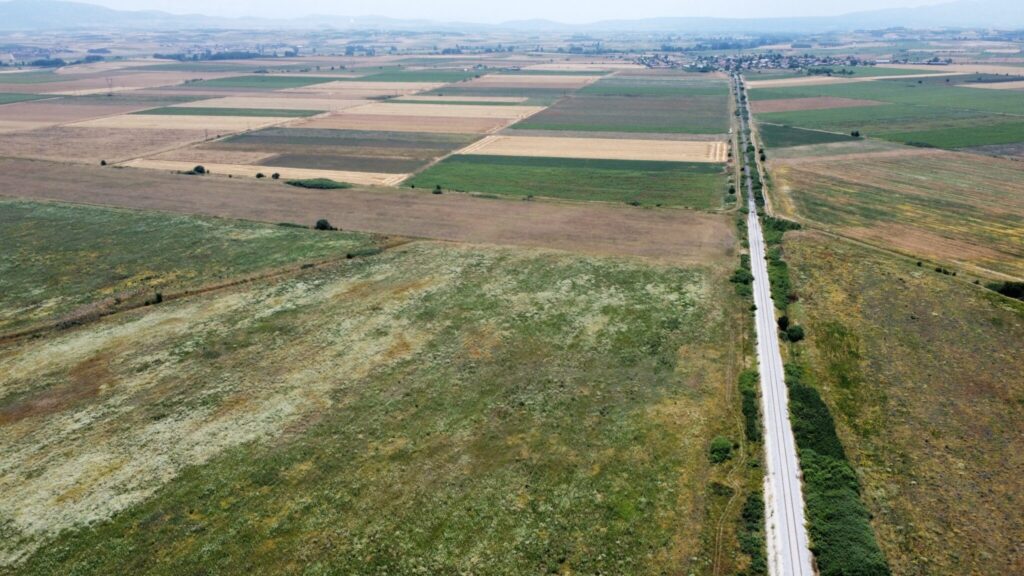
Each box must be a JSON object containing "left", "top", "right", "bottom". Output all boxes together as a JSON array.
[
  {"left": 407, "top": 155, "right": 727, "bottom": 208},
  {"left": 0, "top": 200, "right": 377, "bottom": 333},
  {"left": 785, "top": 231, "right": 1024, "bottom": 576},
  {"left": 133, "top": 107, "right": 321, "bottom": 118},
  {"left": 0, "top": 240, "right": 744, "bottom": 575}
]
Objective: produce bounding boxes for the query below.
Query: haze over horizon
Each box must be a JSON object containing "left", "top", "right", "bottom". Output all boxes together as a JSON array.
[{"left": 69, "top": 0, "right": 956, "bottom": 24}]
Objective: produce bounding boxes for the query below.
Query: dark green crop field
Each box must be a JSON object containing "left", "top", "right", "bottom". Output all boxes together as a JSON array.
[{"left": 407, "top": 155, "right": 727, "bottom": 208}]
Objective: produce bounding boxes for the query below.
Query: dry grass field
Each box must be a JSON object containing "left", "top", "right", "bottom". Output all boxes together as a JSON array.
[
  {"left": 0, "top": 158, "right": 734, "bottom": 264},
  {"left": 72, "top": 114, "right": 295, "bottom": 132},
  {"left": 0, "top": 126, "right": 209, "bottom": 164},
  {"left": 297, "top": 113, "right": 510, "bottom": 134},
  {"left": 785, "top": 231, "right": 1024, "bottom": 576},
  {"left": 119, "top": 159, "right": 408, "bottom": 186},
  {"left": 460, "top": 135, "right": 728, "bottom": 162},
  {"left": 770, "top": 149, "right": 1024, "bottom": 278}
]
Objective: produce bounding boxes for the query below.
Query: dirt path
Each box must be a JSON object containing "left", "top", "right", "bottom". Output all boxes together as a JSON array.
[{"left": 0, "top": 158, "right": 733, "bottom": 266}]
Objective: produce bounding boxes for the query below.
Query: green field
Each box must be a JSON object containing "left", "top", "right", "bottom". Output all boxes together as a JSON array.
[
  {"left": 421, "top": 85, "right": 568, "bottom": 106},
  {"left": 355, "top": 70, "right": 480, "bottom": 82},
  {"left": 133, "top": 107, "right": 322, "bottom": 118},
  {"left": 184, "top": 75, "right": 339, "bottom": 89},
  {"left": 0, "top": 93, "right": 48, "bottom": 105},
  {"left": 407, "top": 155, "right": 727, "bottom": 208},
  {"left": 0, "top": 202, "right": 747, "bottom": 574},
  {"left": 0, "top": 71, "right": 64, "bottom": 84},
  {"left": 757, "top": 123, "right": 859, "bottom": 148},
  {"left": 518, "top": 95, "right": 730, "bottom": 134},
  {"left": 0, "top": 200, "right": 377, "bottom": 333},
  {"left": 495, "top": 69, "right": 611, "bottom": 76},
  {"left": 580, "top": 75, "right": 729, "bottom": 98}
]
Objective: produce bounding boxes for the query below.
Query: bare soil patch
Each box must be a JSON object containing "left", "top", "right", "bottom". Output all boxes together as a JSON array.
[
  {"left": 120, "top": 159, "right": 407, "bottom": 186},
  {"left": 0, "top": 158, "right": 734, "bottom": 265},
  {"left": 297, "top": 113, "right": 509, "bottom": 134},
  {"left": 73, "top": 114, "right": 294, "bottom": 132},
  {"left": 0, "top": 126, "right": 209, "bottom": 164},
  {"left": 461, "top": 135, "right": 728, "bottom": 162},
  {"left": 750, "top": 97, "right": 886, "bottom": 114}
]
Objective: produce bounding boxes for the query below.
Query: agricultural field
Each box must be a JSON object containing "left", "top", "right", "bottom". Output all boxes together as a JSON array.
[
  {"left": 748, "top": 74, "right": 1024, "bottom": 149},
  {"left": 133, "top": 107, "right": 322, "bottom": 118},
  {"left": 784, "top": 231, "right": 1024, "bottom": 576},
  {"left": 0, "top": 200, "right": 378, "bottom": 333},
  {"left": 0, "top": 93, "right": 48, "bottom": 105},
  {"left": 183, "top": 75, "right": 341, "bottom": 90},
  {"left": 407, "top": 155, "right": 728, "bottom": 208},
  {"left": 0, "top": 201, "right": 748, "bottom": 575},
  {"left": 756, "top": 123, "right": 860, "bottom": 148},
  {"left": 461, "top": 135, "right": 728, "bottom": 163},
  {"left": 768, "top": 149, "right": 1024, "bottom": 278},
  {"left": 518, "top": 74, "right": 730, "bottom": 135}
]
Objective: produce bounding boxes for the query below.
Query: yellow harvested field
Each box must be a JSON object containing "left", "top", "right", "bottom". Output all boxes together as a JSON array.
[
  {"left": 119, "top": 159, "right": 408, "bottom": 186},
  {"left": 170, "top": 96, "right": 365, "bottom": 111},
  {"left": 960, "top": 80, "right": 1024, "bottom": 90},
  {"left": 285, "top": 81, "right": 443, "bottom": 96},
  {"left": 296, "top": 113, "right": 509, "bottom": 134},
  {"left": 466, "top": 74, "right": 601, "bottom": 89},
  {"left": 393, "top": 95, "right": 528, "bottom": 103},
  {"left": 341, "top": 102, "right": 545, "bottom": 119},
  {"left": 148, "top": 148, "right": 278, "bottom": 165},
  {"left": 0, "top": 120, "right": 53, "bottom": 133},
  {"left": 72, "top": 114, "right": 294, "bottom": 132},
  {"left": 458, "top": 135, "right": 729, "bottom": 163}
]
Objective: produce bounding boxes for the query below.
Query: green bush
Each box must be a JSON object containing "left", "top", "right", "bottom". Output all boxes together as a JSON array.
[
  {"left": 709, "top": 436, "right": 734, "bottom": 464},
  {"left": 738, "top": 490, "right": 767, "bottom": 576},
  {"left": 986, "top": 280, "right": 1024, "bottom": 301},
  {"left": 286, "top": 178, "right": 352, "bottom": 190},
  {"left": 738, "top": 369, "right": 761, "bottom": 442},
  {"left": 785, "top": 364, "right": 889, "bottom": 576},
  {"left": 787, "top": 325, "right": 805, "bottom": 342}
]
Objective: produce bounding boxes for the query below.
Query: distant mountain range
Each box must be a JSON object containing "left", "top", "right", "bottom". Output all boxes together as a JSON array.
[{"left": 0, "top": 0, "right": 1022, "bottom": 32}]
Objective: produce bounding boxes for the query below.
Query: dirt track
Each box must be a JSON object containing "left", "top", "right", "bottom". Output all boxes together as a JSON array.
[{"left": 0, "top": 158, "right": 733, "bottom": 265}]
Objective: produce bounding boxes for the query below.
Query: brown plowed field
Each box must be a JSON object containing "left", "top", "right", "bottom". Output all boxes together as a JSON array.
[
  {"left": 750, "top": 97, "right": 886, "bottom": 114},
  {"left": 297, "top": 114, "right": 509, "bottom": 134},
  {"left": 0, "top": 158, "right": 733, "bottom": 265}
]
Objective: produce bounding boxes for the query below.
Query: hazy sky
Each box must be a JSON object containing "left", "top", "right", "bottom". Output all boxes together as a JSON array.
[{"left": 85, "top": 0, "right": 953, "bottom": 23}]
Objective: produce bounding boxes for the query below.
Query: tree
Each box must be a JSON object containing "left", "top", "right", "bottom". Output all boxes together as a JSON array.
[
  {"left": 787, "top": 325, "right": 805, "bottom": 342},
  {"left": 256, "top": 172, "right": 265, "bottom": 179},
  {"left": 193, "top": 165, "right": 206, "bottom": 175},
  {"left": 100, "top": 159, "right": 107, "bottom": 166},
  {"left": 778, "top": 315, "right": 790, "bottom": 331},
  {"left": 709, "top": 436, "right": 733, "bottom": 463},
  {"left": 271, "top": 173, "right": 280, "bottom": 180},
  {"left": 433, "top": 184, "right": 443, "bottom": 195},
  {"left": 314, "top": 219, "right": 334, "bottom": 231},
  {"left": 851, "top": 130, "right": 861, "bottom": 138}
]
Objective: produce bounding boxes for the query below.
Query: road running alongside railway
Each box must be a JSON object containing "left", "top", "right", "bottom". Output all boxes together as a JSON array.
[{"left": 733, "top": 74, "right": 815, "bottom": 576}]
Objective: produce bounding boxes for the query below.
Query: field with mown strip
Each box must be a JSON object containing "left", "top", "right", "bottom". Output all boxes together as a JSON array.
[
  {"left": 785, "top": 231, "right": 1024, "bottom": 576},
  {"left": 757, "top": 123, "right": 859, "bottom": 148},
  {"left": 770, "top": 151, "right": 1024, "bottom": 277},
  {"left": 133, "top": 107, "right": 322, "bottom": 118},
  {"left": 0, "top": 200, "right": 378, "bottom": 333},
  {"left": 183, "top": 75, "right": 341, "bottom": 89},
  {"left": 0, "top": 202, "right": 747, "bottom": 574},
  {"left": 407, "top": 155, "right": 727, "bottom": 208}
]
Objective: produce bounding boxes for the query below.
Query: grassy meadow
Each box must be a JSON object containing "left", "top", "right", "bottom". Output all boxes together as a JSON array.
[
  {"left": 0, "top": 200, "right": 749, "bottom": 574},
  {"left": 407, "top": 155, "right": 728, "bottom": 208}
]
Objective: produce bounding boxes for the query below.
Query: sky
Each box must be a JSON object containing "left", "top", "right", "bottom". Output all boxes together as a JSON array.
[{"left": 83, "top": 0, "right": 954, "bottom": 23}]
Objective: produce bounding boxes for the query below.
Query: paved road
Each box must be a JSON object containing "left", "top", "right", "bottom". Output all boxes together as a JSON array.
[{"left": 735, "top": 76, "right": 815, "bottom": 576}]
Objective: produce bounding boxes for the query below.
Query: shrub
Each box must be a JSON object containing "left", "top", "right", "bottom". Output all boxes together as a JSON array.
[
  {"left": 193, "top": 165, "right": 206, "bottom": 175},
  {"left": 778, "top": 315, "right": 790, "bottom": 331},
  {"left": 271, "top": 173, "right": 280, "bottom": 180},
  {"left": 433, "top": 184, "right": 443, "bottom": 194},
  {"left": 100, "top": 159, "right": 107, "bottom": 166},
  {"left": 738, "top": 369, "right": 761, "bottom": 442},
  {"left": 987, "top": 280, "right": 1024, "bottom": 301},
  {"left": 851, "top": 130, "right": 861, "bottom": 138},
  {"left": 286, "top": 178, "right": 352, "bottom": 190},
  {"left": 709, "top": 436, "right": 733, "bottom": 464},
  {"left": 738, "top": 490, "right": 768, "bottom": 576},
  {"left": 314, "top": 219, "right": 336, "bottom": 231},
  {"left": 787, "top": 324, "right": 805, "bottom": 342},
  {"left": 255, "top": 173, "right": 265, "bottom": 179}
]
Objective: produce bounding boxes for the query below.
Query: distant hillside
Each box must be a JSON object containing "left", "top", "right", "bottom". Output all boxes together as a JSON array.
[{"left": 0, "top": 0, "right": 1021, "bottom": 32}]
